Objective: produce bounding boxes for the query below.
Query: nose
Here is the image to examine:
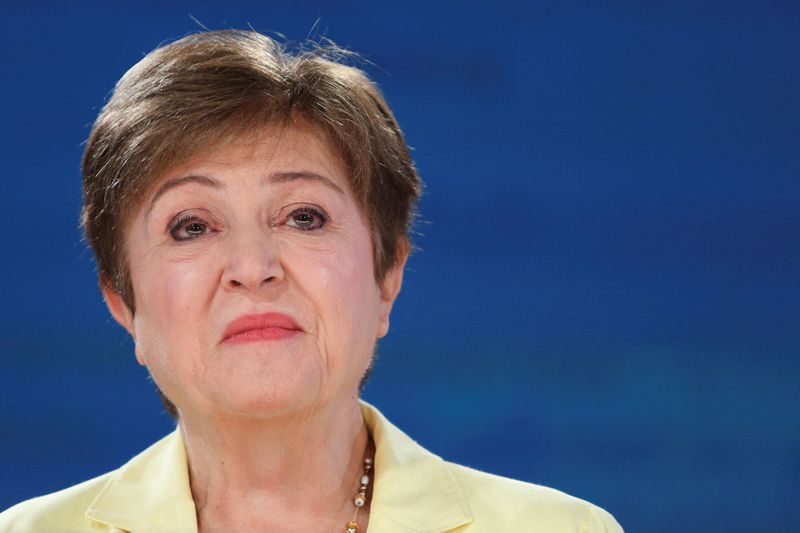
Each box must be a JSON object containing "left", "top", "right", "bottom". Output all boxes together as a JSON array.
[{"left": 222, "top": 229, "right": 284, "bottom": 292}]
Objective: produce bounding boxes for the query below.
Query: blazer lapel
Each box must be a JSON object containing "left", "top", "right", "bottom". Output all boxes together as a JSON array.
[
  {"left": 84, "top": 429, "right": 197, "bottom": 533},
  {"left": 362, "top": 402, "right": 474, "bottom": 532}
]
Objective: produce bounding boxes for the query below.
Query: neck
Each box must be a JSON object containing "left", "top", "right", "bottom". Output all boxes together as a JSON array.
[{"left": 180, "top": 396, "right": 370, "bottom": 532}]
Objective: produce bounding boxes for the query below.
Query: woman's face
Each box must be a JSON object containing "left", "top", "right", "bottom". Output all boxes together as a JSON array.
[{"left": 105, "top": 124, "right": 405, "bottom": 419}]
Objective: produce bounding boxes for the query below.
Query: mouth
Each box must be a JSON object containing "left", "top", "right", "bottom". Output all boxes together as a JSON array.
[{"left": 221, "top": 312, "right": 303, "bottom": 344}]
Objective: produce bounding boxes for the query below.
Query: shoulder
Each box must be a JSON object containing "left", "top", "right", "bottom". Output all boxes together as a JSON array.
[
  {"left": 0, "top": 430, "right": 190, "bottom": 533},
  {"left": 445, "top": 462, "right": 623, "bottom": 532},
  {"left": 361, "top": 400, "right": 623, "bottom": 532},
  {"left": 0, "top": 472, "right": 114, "bottom": 533}
]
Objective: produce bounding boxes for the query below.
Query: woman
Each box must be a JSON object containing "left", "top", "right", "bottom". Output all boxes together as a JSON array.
[{"left": 0, "top": 30, "right": 622, "bottom": 532}]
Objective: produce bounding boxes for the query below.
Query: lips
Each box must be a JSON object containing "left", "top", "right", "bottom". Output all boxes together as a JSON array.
[{"left": 221, "top": 313, "right": 303, "bottom": 344}]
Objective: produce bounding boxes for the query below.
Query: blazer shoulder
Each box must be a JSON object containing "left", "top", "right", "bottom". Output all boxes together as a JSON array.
[
  {"left": 444, "top": 462, "right": 623, "bottom": 532},
  {"left": 0, "top": 472, "right": 114, "bottom": 533}
]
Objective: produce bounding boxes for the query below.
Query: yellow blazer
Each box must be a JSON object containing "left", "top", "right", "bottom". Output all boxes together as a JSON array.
[{"left": 0, "top": 402, "right": 622, "bottom": 532}]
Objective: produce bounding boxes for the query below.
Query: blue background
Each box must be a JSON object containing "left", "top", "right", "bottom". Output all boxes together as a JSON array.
[{"left": 1, "top": 2, "right": 799, "bottom": 531}]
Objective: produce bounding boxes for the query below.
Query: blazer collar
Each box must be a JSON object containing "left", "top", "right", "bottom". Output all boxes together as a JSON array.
[
  {"left": 84, "top": 402, "right": 473, "bottom": 533},
  {"left": 84, "top": 429, "right": 197, "bottom": 532},
  {"left": 362, "top": 401, "right": 474, "bottom": 532}
]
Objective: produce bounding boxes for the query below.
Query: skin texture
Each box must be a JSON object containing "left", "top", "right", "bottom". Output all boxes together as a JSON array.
[{"left": 103, "top": 123, "right": 406, "bottom": 532}]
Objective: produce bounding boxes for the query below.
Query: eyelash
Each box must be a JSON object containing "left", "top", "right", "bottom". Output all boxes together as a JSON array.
[
  {"left": 169, "top": 213, "right": 210, "bottom": 241},
  {"left": 285, "top": 206, "right": 328, "bottom": 231},
  {"left": 167, "top": 206, "right": 328, "bottom": 242}
]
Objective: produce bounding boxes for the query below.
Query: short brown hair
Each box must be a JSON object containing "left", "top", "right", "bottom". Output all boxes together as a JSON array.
[{"left": 82, "top": 30, "right": 420, "bottom": 312}]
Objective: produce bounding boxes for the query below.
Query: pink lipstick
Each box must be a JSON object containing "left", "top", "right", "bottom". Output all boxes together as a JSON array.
[{"left": 222, "top": 313, "right": 302, "bottom": 344}]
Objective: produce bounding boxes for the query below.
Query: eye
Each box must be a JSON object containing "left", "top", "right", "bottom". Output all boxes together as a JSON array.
[
  {"left": 169, "top": 214, "right": 210, "bottom": 241},
  {"left": 285, "top": 206, "right": 328, "bottom": 231}
]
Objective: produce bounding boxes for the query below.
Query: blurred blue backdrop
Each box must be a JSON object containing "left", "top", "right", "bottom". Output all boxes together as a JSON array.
[{"left": 1, "top": 2, "right": 798, "bottom": 531}]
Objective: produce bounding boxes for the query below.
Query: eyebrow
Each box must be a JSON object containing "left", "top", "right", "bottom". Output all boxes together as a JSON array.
[
  {"left": 145, "top": 174, "right": 222, "bottom": 217},
  {"left": 144, "top": 170, "right": 345, "bottom": 217},
  {"left": 269, "top": 171, "right": 346, "bottom": 195}
]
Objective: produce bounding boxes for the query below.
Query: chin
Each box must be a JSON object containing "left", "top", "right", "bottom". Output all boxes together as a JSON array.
[{"left": 209, "top": 376, "right": 323, "bottom": 419}]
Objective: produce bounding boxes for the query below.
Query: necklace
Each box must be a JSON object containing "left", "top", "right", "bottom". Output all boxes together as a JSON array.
[{"left": 343, "top": 454, "right": 373, "bottom": 533}]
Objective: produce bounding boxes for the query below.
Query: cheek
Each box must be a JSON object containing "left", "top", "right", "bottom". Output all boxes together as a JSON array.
[
  {"left": 131, "top": 255, "right": 218, "bottom": 358},
  {"left": 162, "top": 260, "right": 213, "bottom": 311},
  {"left": 307, "top": 236, "right": 382, "bottom": 346}
]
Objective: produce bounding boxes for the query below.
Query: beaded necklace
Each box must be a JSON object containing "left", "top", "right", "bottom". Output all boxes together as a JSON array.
[{"left": 343, "top": 455, "right": 373, "bottom": 533}]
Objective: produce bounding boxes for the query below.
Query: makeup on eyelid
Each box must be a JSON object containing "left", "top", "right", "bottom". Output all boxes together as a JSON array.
[{"left": 166, "top": 204, "right": 330, "bottom": 242}]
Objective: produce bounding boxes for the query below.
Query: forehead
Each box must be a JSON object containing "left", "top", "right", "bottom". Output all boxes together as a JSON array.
[
  {"left": 128, "top": 122, "right": 356, "bottom": 224},
  {"left": 161, "top": 123, "right": 350, "bottom": 188}
]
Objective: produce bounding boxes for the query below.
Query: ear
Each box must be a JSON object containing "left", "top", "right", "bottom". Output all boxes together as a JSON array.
[
  {"left": 101, "top": 280, "right": 145, "bottom": 366},
  {"left": 377, "top": 240, "right": 409, "bottom": 338}
]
